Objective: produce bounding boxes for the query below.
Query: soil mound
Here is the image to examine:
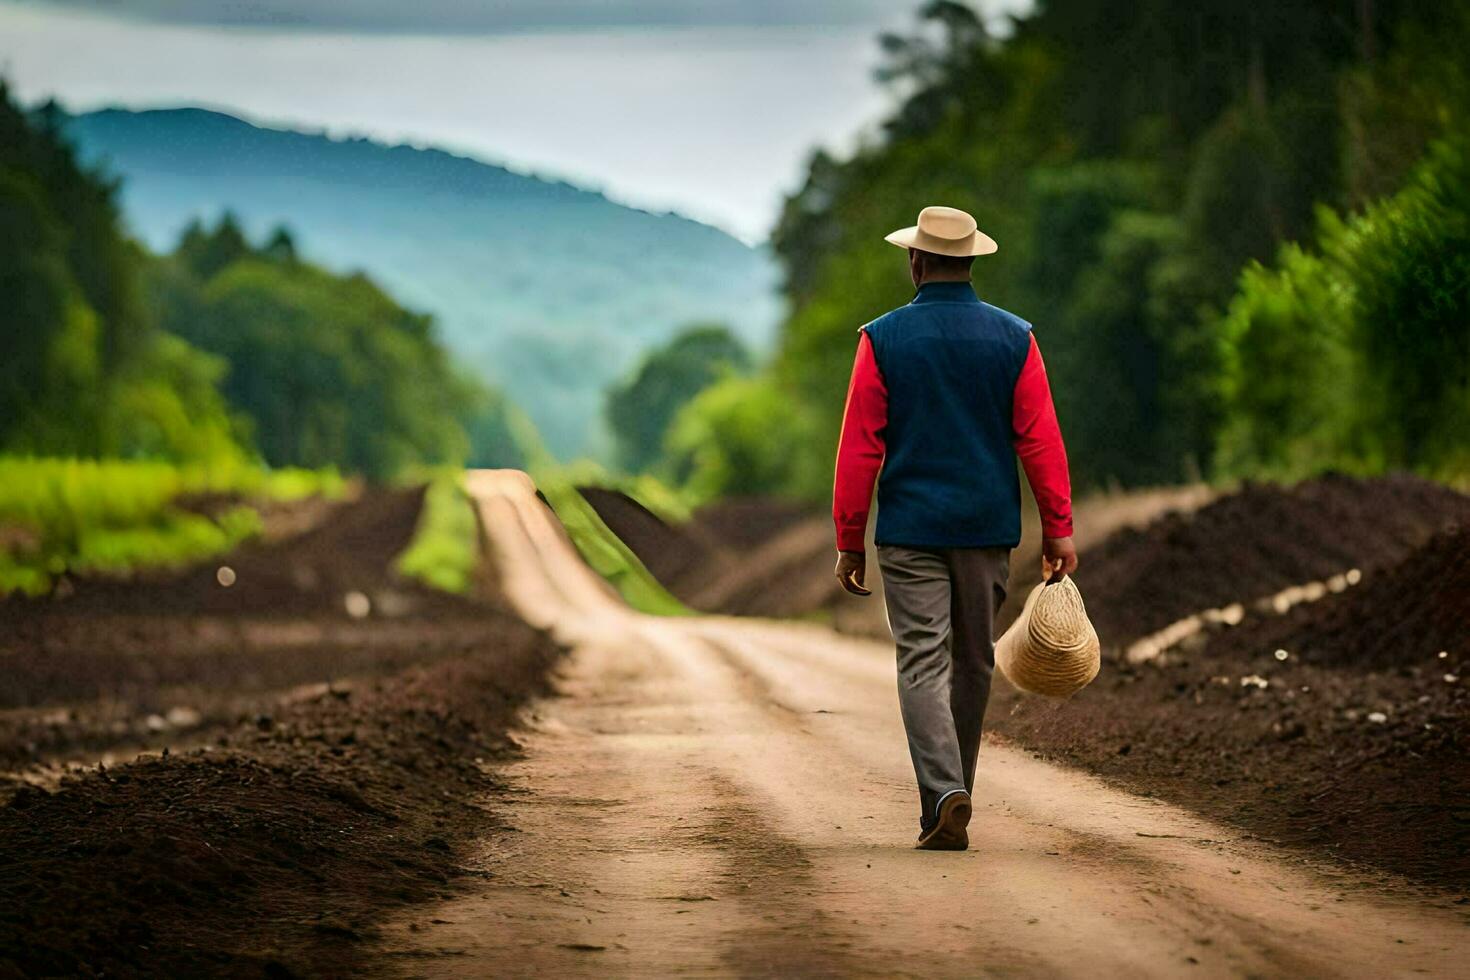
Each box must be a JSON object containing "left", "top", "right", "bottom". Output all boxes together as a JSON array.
[
  {"left": 0, "top": 633, "right": 556, "bottom": 977},
  {"left": 0, "top": 489, "right": 564, "bottom": 976},
  {"left": 1076, "top": 473, "right": 1470, "bottom": 644},
  {"left": 688, "top": 518, "right": 845, "bottom": 618},
  {"left": 992, "top": 522, "right": 1470, "bottom": 892},
  {"left": 1217, "top": 524, "right": 1470, "bottom": 670},
  {"left": 576, "top": 486, "right": 719, "bottom": 591},
  {"left": 690, "top": 496, "right": 816, "bottom": 551},
  {"left": 41, "top": 486, "right": 462, "bottom": 620}
]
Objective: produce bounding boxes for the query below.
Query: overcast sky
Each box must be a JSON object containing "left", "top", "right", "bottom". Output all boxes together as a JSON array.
[
  {"left": 18, "top": 0, "right": 919, "bottom": 31},
  {"left": 1, "top": 1, "right": 1030, "bottom": 240}
]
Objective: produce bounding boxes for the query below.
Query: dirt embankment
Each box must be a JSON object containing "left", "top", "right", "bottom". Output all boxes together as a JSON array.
[
  {"left": 576, "top": 488, "right": 817, "bottom": 610},
  {"left": 0, "top": 487, "right": 499, "bottom": 767},
  {"left": 0, "top": 488, "right": 561, "bottom": 977},
  {"left": 1069, "top": 472, "right": 1470, "bottom": 643},
  {"left": 579, "top": 487, "right": 888, "bottom": 635},
  {"left": 992, "top": 519, "right": 1469, "bottom": 891},
  {"left": 991, "top": 475, "right": 1470, "bottom": 892}
]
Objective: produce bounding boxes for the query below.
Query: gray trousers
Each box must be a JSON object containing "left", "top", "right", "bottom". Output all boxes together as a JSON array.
[{"left": 878, "top": 545, "right": 1010, "bottom": 822}]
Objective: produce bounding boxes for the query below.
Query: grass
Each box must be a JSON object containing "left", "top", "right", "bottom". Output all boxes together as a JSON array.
[
  {"left": 0, "top": 456, "right": 346, "bottom": 596},
  {"left": 537, "top": 459, "right": 695, "bottom": 524},
  {"left": 532, "top": 466, "right": 689, "bottom": 617},
  {"left": 395, "top": 472, "right": 480, "bottom": 594}
]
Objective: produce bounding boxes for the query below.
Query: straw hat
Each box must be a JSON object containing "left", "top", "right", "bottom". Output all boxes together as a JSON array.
[
  {"left": 885, "top": 205, "right": 998, "bottom": 257},
  {"left": 995, "top": 575, "right": 1101, "bottom": 698}
]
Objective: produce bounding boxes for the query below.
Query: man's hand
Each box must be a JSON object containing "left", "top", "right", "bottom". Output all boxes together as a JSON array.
[
  {"left": 835, "top": 550, "right": 872, "bottom": 596},
  {"left": 1041, "top": 536, "right": 1078, "bottom": 581}
]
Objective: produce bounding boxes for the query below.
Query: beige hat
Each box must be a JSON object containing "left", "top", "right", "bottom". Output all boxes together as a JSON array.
[
  {"left": 885, "top": 205, "right": 998, "bottom": 257},
  {"left": 995, "top": 575, "right": 1101, "bottom": 698}
]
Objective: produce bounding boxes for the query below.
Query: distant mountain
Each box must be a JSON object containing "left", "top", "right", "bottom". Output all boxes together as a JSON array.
[{"left": 64, "top": 107, "right": 781, "bottom": 457}]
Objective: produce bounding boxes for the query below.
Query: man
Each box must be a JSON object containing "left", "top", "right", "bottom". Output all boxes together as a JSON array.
[{"left": 832, "top": 205, "right": 1076, "bottom": 851}]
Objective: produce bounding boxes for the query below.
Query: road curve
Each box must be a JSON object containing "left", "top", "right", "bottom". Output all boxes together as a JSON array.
[{"left": 381, "top": 469, "right": 1466, "bottom": 978}]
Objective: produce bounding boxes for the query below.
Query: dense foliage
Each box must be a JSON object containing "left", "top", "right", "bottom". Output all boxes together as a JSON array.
[
  {"left": 604, "top": 324, "right": 750, "bottom": 473},
  {"left": 151, "top": 215, "right": 481, "bottom": 480},
  {"left": 664, "top": 375, "right": 826, "bottom": 505},
  {"left": 1218, "top": 134, "right": 1470, "bottom": 478},
  {"left": 2, "top": 83, "right": 535, "bottom": 480},
  {"left": 0, "top": 86, "right": 244, "bottom": 463},
  {"left": 679, "top": 0, "right": 1469, "bottom": 498}
]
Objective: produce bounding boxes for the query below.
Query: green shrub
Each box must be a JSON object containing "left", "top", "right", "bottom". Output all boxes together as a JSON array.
[
  {"left": 396, "top": 473, "right": 480, "bottom": 594},
  {"left": 1215, "top": 133, "right": 1470, "bottom": 481},
  {"left": 1215, "top": 242, "right": 1367, "bottom": 477},
  {"left": 664, "top": 376, "right": 827, "bottom": 504},
  {"left": 1339, "top": 136, "right": 1470, "bottom": 472},
  {"left": 605, "top": 324, "right": 751, "bottom": 473}
]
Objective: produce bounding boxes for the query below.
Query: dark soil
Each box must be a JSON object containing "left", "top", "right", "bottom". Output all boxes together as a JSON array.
[
  {"left": 577, "top": 486, "right": 719, "bottom": 594},
  {"left": 0, "top": 615, "right": 506, "bottom": 769},
  {"left": 0, "top": 489, "right": 561, "bottom": 977},
  {"left": 688, "top": 496, "right": 817, "bottom": 552},
  {"left": 0, "top": 487, "right": 504, "bottom": 768},
  {"left": 49, "top": 484, "right": 460, "bottom": 619},
  {"left": 991, "top": 518, "right": 1470, "bottom": 895},
  {"left": 1215, "top": 524, "right": 1470, "bottom": 671},
  {"left": 1071, "top": 472, "right": 1470, "bottom": 645}
]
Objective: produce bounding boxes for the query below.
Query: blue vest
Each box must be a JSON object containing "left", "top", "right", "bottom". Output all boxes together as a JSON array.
[{"left": 864, "top": 281, "right": 1033, "bottom": 550}]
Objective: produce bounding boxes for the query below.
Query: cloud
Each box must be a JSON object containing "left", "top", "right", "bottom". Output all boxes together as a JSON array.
[{"left": 22, "top": 0, "right": 922, "bottom": 32}]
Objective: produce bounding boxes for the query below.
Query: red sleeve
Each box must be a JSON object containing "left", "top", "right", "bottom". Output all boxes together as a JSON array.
[
  {"left": 1012, "top": 333, "right": 1074, "bottom": 539},
  {"left": 833, "top": 330, "right": 887, "bottom": 553}
]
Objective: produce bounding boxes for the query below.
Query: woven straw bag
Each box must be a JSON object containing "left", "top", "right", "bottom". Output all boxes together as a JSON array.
[{"left": 995, "top": 575, "right": 1100, "bottom": 697}]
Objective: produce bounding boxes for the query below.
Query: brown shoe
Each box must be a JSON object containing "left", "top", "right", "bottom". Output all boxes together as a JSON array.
[{"left": 915, "top": 791, "right": 971, "bottom": 851}]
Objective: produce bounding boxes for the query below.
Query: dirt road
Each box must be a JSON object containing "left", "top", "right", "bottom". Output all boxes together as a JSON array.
[{"left": 382, "top": 471, "right": 1466, "bottom": 977}]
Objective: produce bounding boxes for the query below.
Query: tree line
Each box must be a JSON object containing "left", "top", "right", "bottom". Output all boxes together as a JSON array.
[
  {"left": 616, "top": 0, "right": 1467, "bottom": 500},
  {"left": 0, "top": 84, "right": 532, "bottom": 481}
]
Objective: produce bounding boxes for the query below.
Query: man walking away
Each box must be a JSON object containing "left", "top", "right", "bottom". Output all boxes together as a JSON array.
[{"left": 831, "top": 206, "right": 1077, "bottom": 851}]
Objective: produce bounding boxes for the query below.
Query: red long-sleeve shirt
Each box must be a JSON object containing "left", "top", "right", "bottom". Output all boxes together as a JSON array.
[{"left": 833, "top": 330, "right": 1073, "bottom": 553}]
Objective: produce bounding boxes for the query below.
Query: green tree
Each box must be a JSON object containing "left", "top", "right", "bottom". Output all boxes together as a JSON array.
[
  {"left": 147, "top": 214, "right": 557, "bottom": 478},
  {"left": 605, "top": 324, "right": 751, "bottom": 473},
  {"left": 174, "top": 213, "right": 252, "bottom": 281},
  {"left": 0, "top": 169, "right": 100, "bottom": 453},
  {"left": 165, "top": 253, "right": 471, "bottom": 479},
  {"left": 106, "top": 333, "right": 249, "bottom": 463},
  {"left": 461, "top": 379, "right": 543, "bottom": 470},
  {"left": 1339, "top": 135, "right": 1470, "bottom": 471},
  {"left": 1217, "top": 132, "right": 1470, "bottom": 478},
  {"left": 0, "top": 82, "right": 536, "bottom": 477},
  {"left": 664, "top": 376, "right": 825, "bottom": 504},
  {"left": 1215, "top": 243, "right": 1363, "bottom": 476},
  {"left": 0, "top": 82, "right": 242, "bottom": 462},
  {"left": 737, "top": 0, "right": 1468, "bottom": 498}
]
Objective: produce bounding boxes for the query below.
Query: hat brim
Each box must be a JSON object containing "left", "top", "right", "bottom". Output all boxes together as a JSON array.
[{"left": 885, "top": 225, "right": 998, "bottom": 257}]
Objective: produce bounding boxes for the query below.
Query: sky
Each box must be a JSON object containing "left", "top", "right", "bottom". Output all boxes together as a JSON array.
[
  {"left": 0, "top": 0, "right": 1031, "bottom": 241},
  {"left": 14, "top": 1, "right": 919, "bottom": 31}
]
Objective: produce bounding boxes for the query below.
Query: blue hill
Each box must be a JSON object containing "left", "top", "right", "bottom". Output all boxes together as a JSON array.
[{"left": 64, "top": 107, "right": 782, "bottom": 457}]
